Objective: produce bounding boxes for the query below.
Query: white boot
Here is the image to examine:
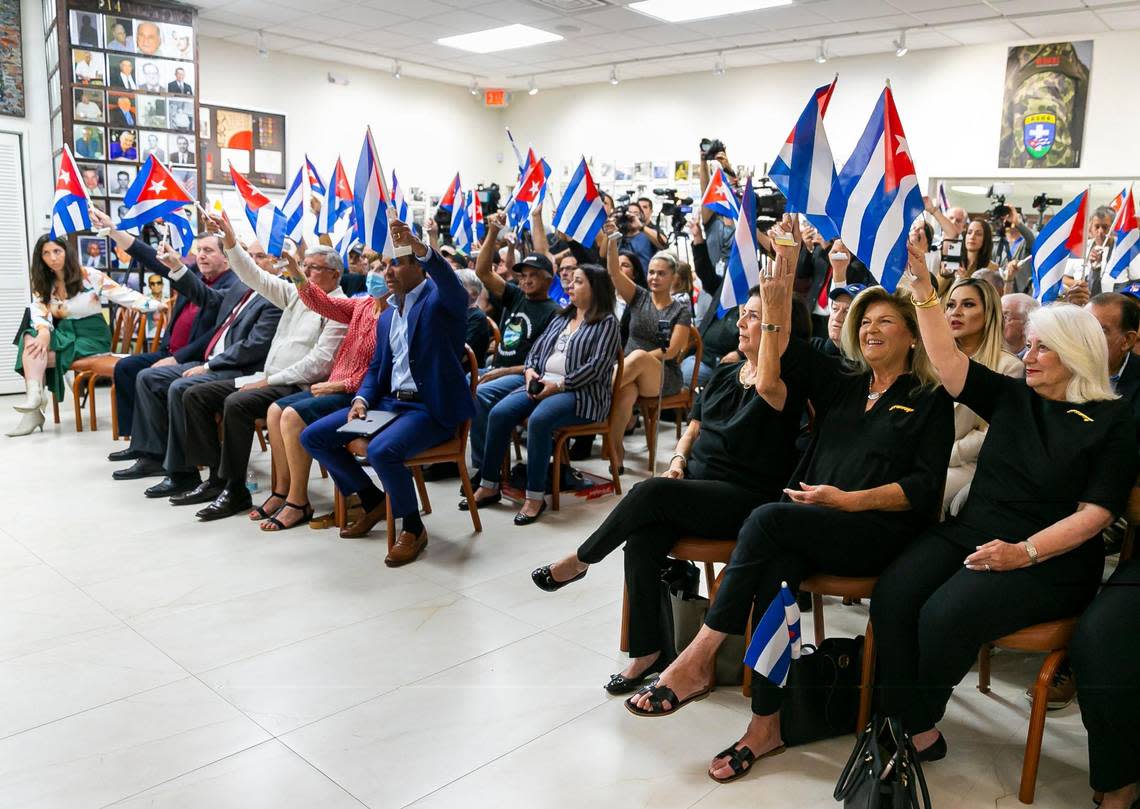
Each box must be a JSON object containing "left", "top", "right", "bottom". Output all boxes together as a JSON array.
[
  {"left": 13, "top": 380, "right": 46, "bottom": 413},
  {"left": 6, "top": 408, "right": 45, "bottom": 436}
]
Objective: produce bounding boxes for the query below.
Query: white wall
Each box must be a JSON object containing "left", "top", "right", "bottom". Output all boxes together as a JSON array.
[{"left": 503, "top": 30, "right": 1140, "bottom": 193}]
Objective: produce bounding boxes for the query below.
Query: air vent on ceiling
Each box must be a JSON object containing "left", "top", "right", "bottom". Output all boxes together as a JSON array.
[{"left": 527, "top": 0, "right": 609, "bottom": 12}]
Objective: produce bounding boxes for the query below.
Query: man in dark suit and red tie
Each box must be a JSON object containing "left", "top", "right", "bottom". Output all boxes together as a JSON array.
[{"left": 302, "top": 218, "right": 474, "bottom": 566}]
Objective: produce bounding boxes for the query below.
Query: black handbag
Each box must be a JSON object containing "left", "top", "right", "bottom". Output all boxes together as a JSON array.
[
  {"left": 834, "top": 715, "right": 932, "bottom": 809},
  {"left": 779, "top": 637, "right": 863, "bottom": 747}
]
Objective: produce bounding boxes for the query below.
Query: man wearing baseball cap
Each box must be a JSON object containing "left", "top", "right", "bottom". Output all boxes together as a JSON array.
[{"left": 810, "top": 283, "right": 866, "bottom": 359}]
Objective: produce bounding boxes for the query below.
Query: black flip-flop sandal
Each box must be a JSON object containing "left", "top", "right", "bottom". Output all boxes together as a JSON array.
[
  {"left": 250, "top": 491, "right": 287, "bottom": 520},
  {"left": 604, "top": 657, "right": 664, "bottom": 695},
  {"left": 261, "top": 502, "right": 314, "bottom": 532},
  {"left": 707, "top": 743, "right": 785, "bottom": 784},
  {"left": 531, "top": 565, "right": 587, "bottom": 592},
  {"left": 624, "top": 680, "right": 711, "bottom": 717}
]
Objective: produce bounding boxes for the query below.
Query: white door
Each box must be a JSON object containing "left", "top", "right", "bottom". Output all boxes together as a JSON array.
[{"left": 0, "top": 131, "right": 30, "bottom": 394}]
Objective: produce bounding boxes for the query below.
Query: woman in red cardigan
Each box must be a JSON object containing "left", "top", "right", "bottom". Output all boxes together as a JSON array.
[{"left": 253, "top": 250, "right": 387, "bottom": 531}]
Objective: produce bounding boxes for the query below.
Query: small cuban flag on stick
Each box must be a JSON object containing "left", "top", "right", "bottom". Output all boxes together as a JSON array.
[
  {"left": 229, "top": 163, "right": 287, "bottom": 256},
  {"left": 1108, "top": 185, "right": 1140, "bottom": 281},
  {"left": 551, "top": 157, "right": 606, "bottom": 247},
  {"left": 743, "top": 582, "right": 802, "bottom": 687},
  {"left": 117, "top": 155, "right": 193, "bottom": 232},
  {"left": 281, "top": 165, "right": 305, "bottom": 244},
  {"left": 50, "top": 144, "right": 92, "bottom": 238},
  {"left": 164, "top": 207, "right": 196, "bottom": 257},
  {"left": 700, "top": 166, "right": 740, "bottom": 221},
  {"left": 718, "top": 175, "right": 761, "bottom": 316}
]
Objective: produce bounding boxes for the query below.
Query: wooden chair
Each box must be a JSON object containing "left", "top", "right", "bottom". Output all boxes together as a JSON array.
[
  {"left": 70, "top": 307, "right": 151, "bottom": 435},
  {"left": 333, "top": 347, "right": 483, "bottom": 549},
  {"left": 637, "top": 326, "right": 703, "bottom": 471},
  {"left": 549, "top": 352, "right": 625, "bottom": 511},
  {"left": 486, "top": 316, "right": 501, "bottom": 358}
]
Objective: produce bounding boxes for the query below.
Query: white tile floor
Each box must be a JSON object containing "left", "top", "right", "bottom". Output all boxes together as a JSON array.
[{"left": 0, "top": 389, "right": 1099, "bottom": 808}]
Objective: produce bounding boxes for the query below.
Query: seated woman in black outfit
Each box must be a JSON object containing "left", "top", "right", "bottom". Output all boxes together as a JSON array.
[
  {"left": 626, "top": 219, "right": 955, "bottom": 786},
  {"left": 531, "top": 286, "right": 810, "bottom": 694},
  {"left": 871, "top": 243, "right": 1138, "bottom": 763},
  {"left": 1071, "top": 557, "right": 1140, "bottom": 809}
]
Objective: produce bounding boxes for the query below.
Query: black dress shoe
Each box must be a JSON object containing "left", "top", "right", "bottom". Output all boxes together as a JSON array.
[
  {"left": 170, "top": 479, "right": 224, "bottom": 506},
  {"left": 604, "top": 656, "right": 665, "bottom": 695},
  {"left": 113, "top": 457, "right": 165, "bottom": 480},
  {"left": 916, "top": 733, "right": 947, "bottom": 763},
  {"left": 513, "top": 500, "right": 547, "bottom": 526},
  {"left": 458, "top": 491, "right": 501, "bottom": 511},
  {"left": 144, "top": 475, "right": 200, "bottom": 498},
  {"left": 196, "top": 487, "right": 253, "bottom": 521},
  {"left": 108, "top": 447, "right": 142, "bottom": 463}
]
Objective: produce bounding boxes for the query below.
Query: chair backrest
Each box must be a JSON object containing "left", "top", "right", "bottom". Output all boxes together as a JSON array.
[
  {"left": 109, "top": 307, "right": 140, "bottom": 354},
  {"left": 683, "top": 325, "right": 703, "bottom": 392},
  {"left": 486, "top": 316, "right": 501, "bottom": 358},
  {"left": 602, "top": 351, "right": 626, "bottom": 429},
  {"left": 463, "top": 345, "right": 479, "bottom": 399},
  {"left": 1122, "top": 482, "right": 1140, "bottom": 561},
  {"left": 148, "top": 308, "right": 167, "bottom": 352}
]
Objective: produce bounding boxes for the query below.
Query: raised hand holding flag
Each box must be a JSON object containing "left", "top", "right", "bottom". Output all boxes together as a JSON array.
[{"left": 50, "top": 144, "right": 92, "bottom": 238}]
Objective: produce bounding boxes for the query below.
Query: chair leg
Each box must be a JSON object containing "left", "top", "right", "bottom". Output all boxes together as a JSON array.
[
  {"left": 457, "top": 458, "right": 481, "bottom": 533},
  {"left": 385, "top": 504, "right": 396, "bottom": 552},
  {"left": 551, "top": 434, "right": 568, "bottom": 511},
  {"left": 87, "top": 375, "right": 98, "bottom": 431},
  {"left": 319, "top": 463, "right": 328, "bottom": 479},
  {"left": 1020, "top": 650, "right": 1066, "bottom": 804},
  {"left": 256, "top": 427, "right": 268, "bottom": 453},
  {"left": 412, "top": 466, "right": 431, "bottom": 515},
  {"left": 52, "top": 392, "right": 60, "bottom": 424},
  {"left": 857, "top": 620, "right": 876, "bottom": 733},
  {"left": 512, "top": 428, "right": 523, "bottom": 461},
  {"left": 675, "top": 409, "right": 683, "bottom": 439},
  {"left": 334, "top": 488, "right": 347, "bottom": 529},
  {"left": 619, "top": 583, "right": 630, "bottom": 653},
  {"left": 644, "top": 406, "right": 658, "bottom": 472},
  {"left": 978, "top": 643, "right": 992, "bottom": 694},
  {"left": 72, "top": 373, "right": 85, "bottom": 432},
  {"left": 607, "top": 433, "right": 623, "bottom": 496},
  {"left": 110, "top": 381, "right": 119, "bottom": 441},
  {"left": 812, "top": 593, "right": 825, "bottom": 643},
  {"left": 703, "top": 561, "right": 717, "bottom": 600}
]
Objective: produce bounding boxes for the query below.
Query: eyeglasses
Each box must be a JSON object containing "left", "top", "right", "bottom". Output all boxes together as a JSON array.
[{"left": 302, "top": 262, "right": 336, "bottom": 272}]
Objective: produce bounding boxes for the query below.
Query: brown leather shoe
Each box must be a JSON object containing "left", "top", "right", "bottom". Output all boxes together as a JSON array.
[
  {"left": 385, "top": 529, "right": 428, "bottom": 567},
  {"left": 339, "top": 499, "right": 387, "bottom": 539}
]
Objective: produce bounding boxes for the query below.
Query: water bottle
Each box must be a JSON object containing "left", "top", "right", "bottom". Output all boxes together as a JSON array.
[{"left": 245, "top": 471, "right": 258, "bottom": 494}]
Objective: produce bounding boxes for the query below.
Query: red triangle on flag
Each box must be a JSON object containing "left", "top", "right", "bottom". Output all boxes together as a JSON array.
[
  {"left": 136, "top": 157, "right": 192, "bottom": 203},
  {"left": 229, "top": 163, "right": 270, "bottom": 209},
  {"left": 581, "top": 159, "right": 599, "bottom": 202},
  {"left": 1065, "top": 191, "right": 1089, "bottom": 254},
  {"left": 882, "top": 87, "right": 916, "bottom": 196},
  {"left": 56, "top": 145, "right": 87, "bottom": 197},
  {"left": 332, "top": 158, "right": 353, "bottom": 204}
]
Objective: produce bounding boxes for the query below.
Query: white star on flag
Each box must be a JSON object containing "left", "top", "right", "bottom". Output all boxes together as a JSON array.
[
  {"left": 895, "top": 135, "right": 911, "bottom": 158},
  {"left": 58, "top": 168, "right": 70, "bottom": 183},
  {"left": 148, "top": 180, "right": 166, "bottom": 194}
]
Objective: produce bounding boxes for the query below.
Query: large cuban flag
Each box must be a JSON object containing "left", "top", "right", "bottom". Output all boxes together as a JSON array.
[
  {"left": 1032, "top": 190, "right": 1088, "bottom": 303},
  {"left": 352, "top": 127, "right": 391, "bottom": 256},
  {"left": 769, "top": 77, "right": 839, "bottom": 240}
]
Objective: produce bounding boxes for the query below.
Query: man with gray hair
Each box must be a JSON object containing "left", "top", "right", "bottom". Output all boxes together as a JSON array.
[
  {"left": 458, "top": 268, "right": 492, "bottom": 366},
  {"left": 179, "top": 216, "right": 349, "bottom": 520},
  {"left": 1001, "top": 292, "right": 1040, "bottom": 357}
]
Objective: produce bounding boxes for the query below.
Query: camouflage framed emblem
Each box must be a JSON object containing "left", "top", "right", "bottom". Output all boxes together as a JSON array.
[{"left": 1023, "top": 113, "right": 1056, "bottom": 159}]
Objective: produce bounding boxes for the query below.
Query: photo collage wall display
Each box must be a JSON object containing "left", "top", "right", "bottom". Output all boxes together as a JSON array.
[
  {"left": 52, "top": 0, "right": 199, "bottom": 274},
  {"left": 200, "top": 103, "right": 286, "bottom": 190}
]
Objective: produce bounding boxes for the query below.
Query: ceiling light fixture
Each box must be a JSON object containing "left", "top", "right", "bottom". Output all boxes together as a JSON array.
[
  {"left": 629, "top": 0, "right": 793, "bottom": 23},
  {"left": 437, "top": 23, "right": 562, "bottom": 54},
  {"left": 392, "top": 60, "right": 402, "bottom": 79},
  {"left": 256, "top": 31, "right": 268, "bottom": 59},
  {"left": 609, "top": 65, "right": 619, "bottom": 85},
  {"left": 712, "top": 52, "right": 726, "bottom": 77},
  {"left": 894, "top": 30, "right": 908, "bottom": 58},
  {"left": 469, "top": 77, "right": 479, "bottom": 95},
  {"left": 528, "top": 76, "right": 539, "bottom": 95},
  {"left": 815, "top": 40, "right": 828, "bottom": 64}
]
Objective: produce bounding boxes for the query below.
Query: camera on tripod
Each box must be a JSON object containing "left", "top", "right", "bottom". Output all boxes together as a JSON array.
[
  {"left": 1032, "top": 193, "right": 1062, "bottom": 214},
  {"left": 753, "top": 177, "right": 787, "bottom": 229},
  {"left": 613, "top": 192, "right": 635, "bottom": 233},
  {"left": 475, "top": 182, "right": 501, "bottom": 216},
  {"left": 653, "top": 187, "right": 694, "bottom": 238}
]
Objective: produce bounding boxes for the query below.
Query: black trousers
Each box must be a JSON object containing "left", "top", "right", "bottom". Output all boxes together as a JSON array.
[
  {"left": 181, "top": 380, "right": 299, "bottom": 485},
  {"left": 872, "top": 526, "right": 1103, "bottom": 734},
  {"left": 112, "top": 350, "right": 167, "bottom": 435},
  {"left": 576, "top": 477, "right": 772, "bottom": 658},
  {"left": 1072, "top": 559, "right": 1140, "bottom": 793},
  {"left": 701, "top": 502, "right": 913, "bottom": 716}
]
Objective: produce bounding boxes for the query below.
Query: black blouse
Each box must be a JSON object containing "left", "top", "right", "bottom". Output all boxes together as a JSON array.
[
  {"left": 688, "top": 360, "right": 806, "bottom": 499},
  {"left": 779, "top": 338, "right": 955, "bottom": 528},
  {"left": 950, "top": 360, "right": 1138, "bottom": 547}
]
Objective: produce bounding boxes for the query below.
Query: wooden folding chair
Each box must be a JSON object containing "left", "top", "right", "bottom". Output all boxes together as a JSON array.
[
  {"left": 637, "top": 325, "right": 702, "bottom": 471},
  {"left": 70, "top": 307, "right": 150, "bottom": 435}
]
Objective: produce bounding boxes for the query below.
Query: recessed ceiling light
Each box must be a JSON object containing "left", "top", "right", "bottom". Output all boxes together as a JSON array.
[
  {"left": 894, "top": 30, "right": 908, "bottom": 57},
  {"left": 629, "top": 0, "right": 792, "bottom": 23},
  {"left": 437, "top": 24, "right": 562, "bottom": 54}
]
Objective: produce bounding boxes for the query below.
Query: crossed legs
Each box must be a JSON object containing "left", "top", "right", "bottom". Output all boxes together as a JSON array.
[{"left": 608, "top": 349, "right": 663, "bottom": 468}]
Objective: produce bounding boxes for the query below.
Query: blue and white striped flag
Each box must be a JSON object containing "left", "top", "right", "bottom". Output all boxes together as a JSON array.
[
  {"left": 743, "top": 582, "right": 802, "bottom": 687},
  {"left": 718, "top": 176, "right": 760, "bottom": 316},
  {"left": 1032, "top": 190, "right": 1087, "bottom": 303},
  {"left": 769, "top": 77, "right": 839, "bottom": 240},
  {"left": 50, "top": 144, "right": 92, "bottom": 238},
  {"left": 281, "top": 165, "right": 305, "bottom": 243},
  {"left": 391, "top": 170, "right": 409, "bottom": 224},
  {"left": 552, "top": 157, "right": 605, "bottom": 247},
  {"left": 164, "top": 206, "right": 195, "bottom": 257}
]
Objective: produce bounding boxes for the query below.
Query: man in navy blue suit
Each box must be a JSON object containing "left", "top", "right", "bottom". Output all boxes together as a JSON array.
[{"left": 302, "top": 218, "right": 474, "bottom": 566}]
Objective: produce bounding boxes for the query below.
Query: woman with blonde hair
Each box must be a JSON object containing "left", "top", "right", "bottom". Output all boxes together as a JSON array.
[
  {"left": 941, "top": 277, "right": 1024, "bottom": 514},
  {"left": 871, "top": 243, "right": 1137, "bottom": 764}
]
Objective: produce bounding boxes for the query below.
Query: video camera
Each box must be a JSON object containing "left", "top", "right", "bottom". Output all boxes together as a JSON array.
[
  {"left": 614, "top": 192, "right": 635, "bottom": 234},
  {"left": 653, "top": 187, "right": 694, "bottom": 239},
  {"left": 475, "top": 182, "right": 501, "bottom": 216},
  {"left": 753, "top": 177, "right": 787, "bottom": 229},
  {"left": 1032, "top": 193, "right": 1062, "bottom": 215},
  {"left": 699, "top": 138, "right": 736, "bottom": 176}
]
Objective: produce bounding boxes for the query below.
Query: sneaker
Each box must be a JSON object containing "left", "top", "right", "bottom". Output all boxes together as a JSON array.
[{"left": 1024, "top": 666, "right": 1075, "bottom": 711}]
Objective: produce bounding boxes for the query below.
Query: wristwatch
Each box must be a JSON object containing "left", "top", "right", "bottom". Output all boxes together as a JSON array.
[
  {"left": 1023, "top": 540, "right": 1039, "bottom": 565},
  {"left": 760, "top": 323, "right": 782, "bottom": 333}
]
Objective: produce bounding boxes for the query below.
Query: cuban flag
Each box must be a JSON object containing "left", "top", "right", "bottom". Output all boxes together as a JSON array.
[
  {"left": 936, "top": 181, "right": 950, "bottom": 214},
  {"left": 718, "top": 176, "right": 761, "bottom": 316},
  {"left": 552, "top": 158, "right": 606, "bottom": 247},
  {"left": 117, "top": 155, "right": 193, "bottom": 232},
  {"left": 769, "top": 77, "right": 839, "bottom": 240},
  {"left": 1109, "top": 186, "right": 1128, "bottom": 216},
  {"left": 391, "top": 170, "right": 409, "bottom": 224},
  {"left": 1108, "top": 186, "right": 1140, "bottom": 280},
  {"left": 548, "top": 272, "right": 570, "bottom": 307},
  {"left": 281, "top": 165, "right": 305, "bottom": 243},
  {"left": 318, "top": 157, "right": 353, "bottom": 236},
  {"left": 700, "top": 166, "right": 740, "bottom": 220},
  {"left": 450, "top": 191, "right": 473, "bottom": 253},
  {"left": 1031, "top": 190, "right": 1088, "bottom": 303},
  {"left": 304, "top": 155, "right": 326, "bottom": 197},
  {"left": 509, "top": 156, "right": 552, "bottom": 229},
  {"left": 162, "top": 207, "right": 196, "bottom": 257},
  {"left": 333, "top": 208, "right": 359, "bottom": 267},
  {"left": 439, "top": 173, "right": 462, "bottom": 212},
  {"left": 743, "top": 582, "right": 802, "bottom": 687},
  {"left": 468, "top": 190, "right": 486, "bottom": 242},
  {"left": 50, "top": 144, "right": 92, "bottom": 238},
  {"left": 826, "top": 85, "right": 924, "bottom": 293},
  {"left": 353, "top": 128, "right": 391, "bottom": 256},
  {"left": 230, "top": 164, "right": 287, "bottom": 256}
]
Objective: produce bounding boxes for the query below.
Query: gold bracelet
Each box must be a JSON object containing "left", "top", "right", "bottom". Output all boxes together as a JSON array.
[{"left": 913, "top": 289, "right": 940, "bottom": 309}]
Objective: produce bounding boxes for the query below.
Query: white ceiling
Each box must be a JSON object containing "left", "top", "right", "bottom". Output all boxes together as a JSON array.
[{"left": 189, "top": 0, "right": 1140, "bottom": 90}]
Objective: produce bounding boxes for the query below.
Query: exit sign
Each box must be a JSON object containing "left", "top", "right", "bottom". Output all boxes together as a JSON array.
[{"left": 484, "top": 88, "right": 510, "bottom": 107}]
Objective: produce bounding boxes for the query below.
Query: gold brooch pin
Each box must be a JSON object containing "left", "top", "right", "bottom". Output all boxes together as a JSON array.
[
  {"left": 1066, "top": 409, "right": 1094, "bottom": 423},
  {"left": 889, "top": 405, "right": 914, "bottom": 414}
]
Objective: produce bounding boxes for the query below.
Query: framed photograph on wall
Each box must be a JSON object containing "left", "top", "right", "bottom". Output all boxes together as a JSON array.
[
  {"left": 77, "top": 161, "right": 107, "bottom": 196},
  {"left": 108, "top": 164, "right": 137, "bottom": 197},
  {"left": 73, "top": 87, "right": 104, "bottom": 122},
  {"left": 200, "top": 103, "right": 286, "bottom": 189},
  {"left": 0, "top": 0, "right": 25, "bottom": 117},
  {"left": 69, "top": 9, "right": 101, "bottom": 49},
  {"left": 139, "top": 130, "right": 167, "bottom": 161}
]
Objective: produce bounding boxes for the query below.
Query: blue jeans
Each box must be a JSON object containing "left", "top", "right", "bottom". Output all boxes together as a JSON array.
[
  {"left": 481, "top": 390, "right": 589, "bottom": 500},
  {"left": 680, "top": 354, "right": 715, "bottom": 389},
  {"left": 470, "top": 373, "right": 525, "bottom": 478}
]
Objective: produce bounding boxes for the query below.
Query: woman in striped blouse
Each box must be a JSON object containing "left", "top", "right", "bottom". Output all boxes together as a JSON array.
[
  {"left": 465, "top": 263, "right": 621, "bottom": 525},
  {"left": 9, "top": 233, "right": 161, "bottom": 437},
  {"left": 252, "top": 252, "right": 387, "bottom": 531}
]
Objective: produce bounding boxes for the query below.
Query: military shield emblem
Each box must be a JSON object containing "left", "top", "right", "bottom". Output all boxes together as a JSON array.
[{"left": 1023, "top": 113, "right": 1057, "bottom": 159}]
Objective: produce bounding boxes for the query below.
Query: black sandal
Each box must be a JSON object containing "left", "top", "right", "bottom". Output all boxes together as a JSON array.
[
  {"left": 250, "top": 491, "right": 287, "bottom": 520},
  {"left": 261, "top": 501, "right": 314, "bottom": 532},
  {"left": 708, "top": 743, "right": 785, "bottom": 784},
  {"left": 604, "top": 656, "right": 664, "bottom": 695},
  {"left": 531, "top": 565, "right": 587, "bottom": 592},
  {"left": 624, "top": 680, "right": 711, "bottom": 717}
]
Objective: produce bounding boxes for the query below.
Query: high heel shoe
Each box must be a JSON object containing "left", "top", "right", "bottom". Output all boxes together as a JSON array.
[
  {"left": 916, "top": 732, "right": 947, "bottom": 762},
  {"left": 13, "top": 381, "right": 46, "bottom": 413},
  {"left": 6, "top": 408, "right": 45, "bottom": 436}
]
